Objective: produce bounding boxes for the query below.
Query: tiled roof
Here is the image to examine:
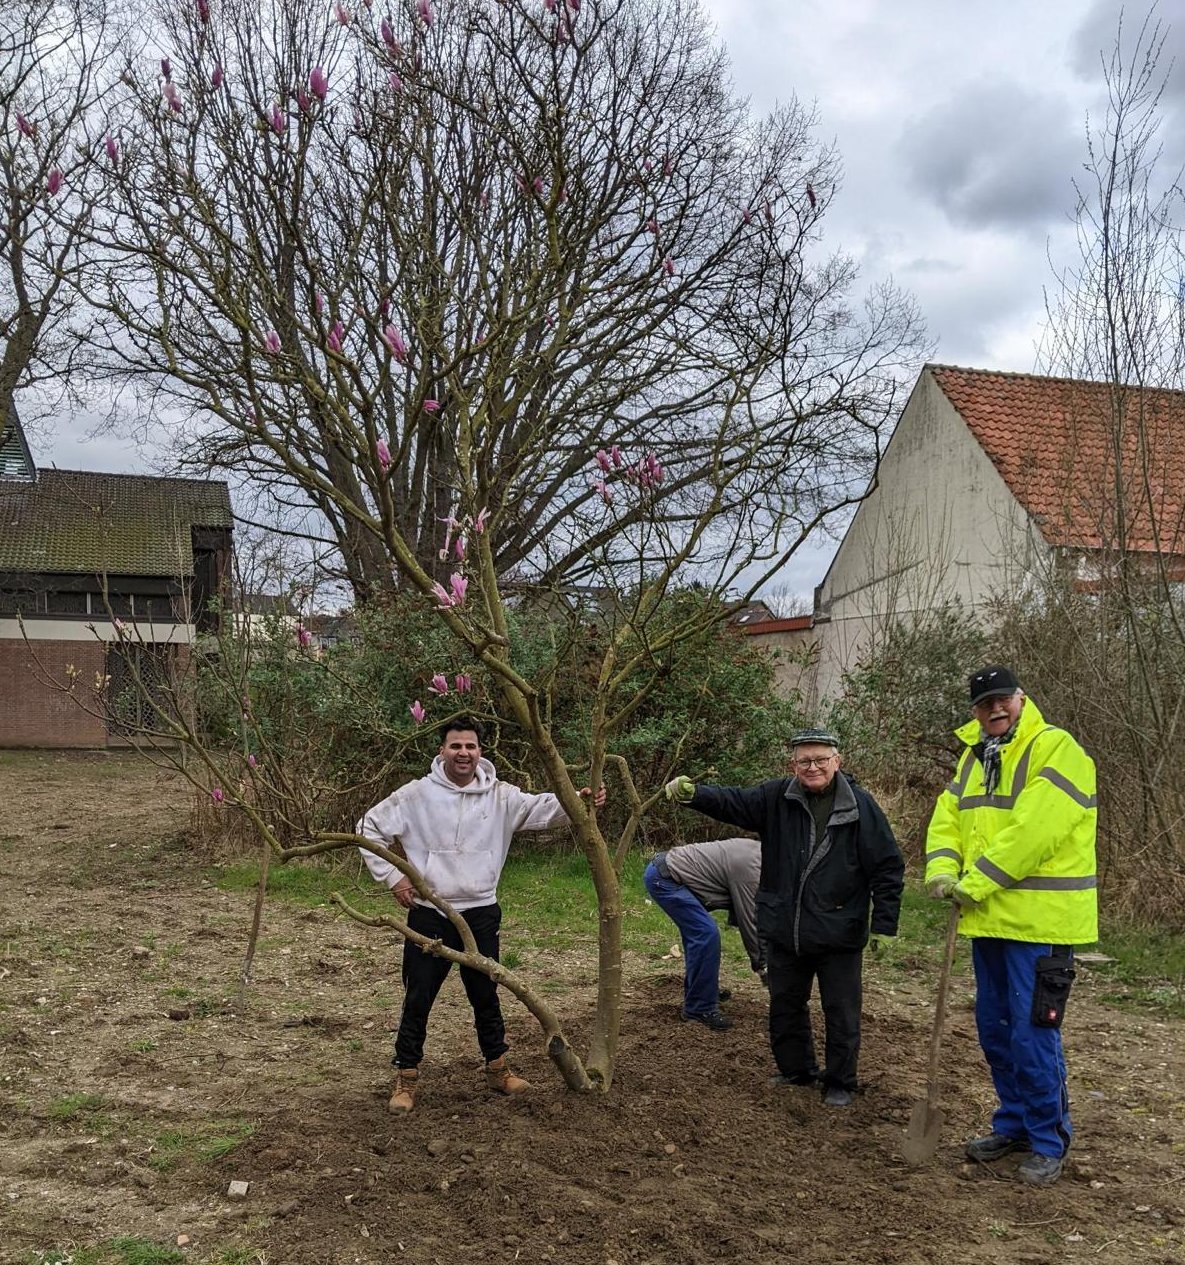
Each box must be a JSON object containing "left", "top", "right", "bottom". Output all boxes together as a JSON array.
[
  {"left": 0, "top": 469, "right": 232, "bottom": 577},
  {"left": 930, "top": 365, "right": 1185, "bottom": 555}
]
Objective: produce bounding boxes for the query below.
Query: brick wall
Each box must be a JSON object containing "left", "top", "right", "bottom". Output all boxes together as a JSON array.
[{"left": 0, "top": 638, "right": 109, "bottom": 748}]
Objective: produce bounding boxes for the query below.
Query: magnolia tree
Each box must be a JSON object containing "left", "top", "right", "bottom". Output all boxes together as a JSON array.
[
  {"left": 0, "top": 0, "right": 124, "bottom": 442},
  {"left": 58, "top": 0, "right": 926, "bottom": 1090}
]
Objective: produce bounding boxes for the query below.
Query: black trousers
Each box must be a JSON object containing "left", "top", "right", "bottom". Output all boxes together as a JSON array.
[
  {"left": 768, "top": 944, "right": 863, "bottom": 1090},
  {"left": 393, "top": 902, "right": 508, "bottom": 1069}
]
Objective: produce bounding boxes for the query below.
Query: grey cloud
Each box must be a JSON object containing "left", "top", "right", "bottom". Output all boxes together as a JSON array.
[
  {"left": 899, "top": 81, "right": 1081, "bottom": 232},
  {"left": 1070, "top": 1, "right": 1185, "bottom": 104}
]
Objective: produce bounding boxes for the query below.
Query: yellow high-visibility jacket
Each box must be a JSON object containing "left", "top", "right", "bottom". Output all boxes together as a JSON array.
[{"left": 924, "top": 698, "right": 1098, "bottom": 943}]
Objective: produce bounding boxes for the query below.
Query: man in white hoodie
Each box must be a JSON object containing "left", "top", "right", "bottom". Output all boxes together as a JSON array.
[{"left": 358, "top": 716, "right": 605, "bottom": 1114}]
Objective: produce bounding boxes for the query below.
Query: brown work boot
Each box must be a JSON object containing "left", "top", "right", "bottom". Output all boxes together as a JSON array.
[
  {"left": 387, "top": 1067, "right": 418, "bottom": 1114},
  {"left": 485, "top": 1055, "right": 530, "bottom": 1095}
]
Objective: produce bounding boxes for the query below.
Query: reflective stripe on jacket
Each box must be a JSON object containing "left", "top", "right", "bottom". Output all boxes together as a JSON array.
[{"left": 924, "top": 697, "right": 1099, "bottom": 943}]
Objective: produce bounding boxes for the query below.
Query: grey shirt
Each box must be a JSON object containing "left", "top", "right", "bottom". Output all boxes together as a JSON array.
[{"left": 664, "top": 837, "right": 764, "bottom": 971}]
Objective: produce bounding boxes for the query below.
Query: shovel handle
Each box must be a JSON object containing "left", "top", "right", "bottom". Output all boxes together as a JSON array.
[{"left": 924, "top": 903, "right": 961, "bottom": 1113}]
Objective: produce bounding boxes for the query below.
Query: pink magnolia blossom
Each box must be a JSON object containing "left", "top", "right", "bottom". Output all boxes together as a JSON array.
[
  {"left": 161, "top": 57, "right": 172, "bottom": 80},
  {"left": 310, "top": 66, "right": 329, "bottom": 100},
  {"left": 595, "top": 449, "right": 612, "bottom": 473},
  {"left": 197, "top": 0, "right": 210, "bottom": 22},
  {"left": 610, "top": 445, "right": 623, "bottom": 467},
  {"left": 417, "top": 0, "right": 433, "bottom": 27},
  {"left": 662, "top": 256, "right": 675, "bottom": 277},
  {"left": 163, "top": 80, "right": 181, "bottom": 106},
  {"left": 104, "top": 135, "right": 118, "bottom": 163},
  {"left": 643, "top": 157, "right": 653, "bottom": 174},
  {"left": 473, "top": 507, "right": 490, "bottom": 534},
  {"left": 211, "top": 63, "right": 225, "bottom": 89},
  {"left": 383, "top": 324, "right": 408, "bottom": 363},
  {"left": 454, "top": 536, "right": 466, "bottom": 560},
  {"left": 16, "top": 112, "right": 34, "bottom": 138},
  {"left": 296, "top": 623, "right": 312, "bottom": 647},
  {"left": 662, "top": 153, "right": 673, "bottom": 177},
  {"left": 455, "top": 673, "right": 472, "bottom": 693},
  {"left": 47, "top": 167, "right": 62, "bottom": 196},
  {"left": 409, "top": 700, "right": 426, "bottom": 724},
  {"left": 806, "top": 182, "right": 817, "bottom": 209},
  {"left": 568, "top": 0, "right": 581, "bottom": 9},
  {"left": 246, "top": 753, "right": 258, "bottom": 770},
  {"left": 646, "top": 452, "right": 664, "bottom": 483},
  {"left": 645, "top": 217, "right": 658, "bottom": 234},
  {"left": 376, "top": 438, "right": 392, "bottom": 469},
  {"left": 113, "top": 617, "right": 126, "bottom": 635},
  {"left": 211, "top": 787, "right": 225, "bottom": 804},
  {"left": 381, "top": 18, "right": 400, "bottom": 53},
  {"left": 742, "top": 206, "right": 753, "bottom": 224},
  {"left": 263, "top": 330, "right": 281, "bottom": 354},
  {"left": 314, "top": 292, "right": 324, "bottom": 315},
  {"left": 593, "top": 478, "right": 612, "bottom": 504},
  {"left": 449, "top": 573, "right": 468, "bottom": 605},
  {"left": 388, "top": 70, "right": 403, "bottom": 93},
  {"left": 544, "top": 0, "right": 556, "bottom": 10},
  {"left": 334, "top": 2, "right": 350, "bottom": 24},
  {"left": 423, "top": 398, "right": 440, "bottom": 413},
  {"left": 270, "top": 104, "right": 285, "bottom": 133},
  {"left": 430, "top": 581, "right": 454, "bottom": 608},
  {"left": 513, "top": 173, "right": 526, "bottom": 194},
  {"left": 479, "top": 189, "right": 490, "bottom": 210},
  {"left": 533, "top": 176, "right": 544, "bottom": 196},
  {"left": 296, "top": 88, "right": 312, "bottom": 113},
  {"left": 327, "top": 320, "right": 344, "bottom": 352},
  {"left": 428, "top": 673, "right": 449, "bottom": 695}
]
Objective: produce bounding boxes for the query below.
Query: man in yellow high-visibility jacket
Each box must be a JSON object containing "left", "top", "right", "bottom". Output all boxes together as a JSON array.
[{"left": 925, "top": 666, "right": 1097, "bottom": 1188}]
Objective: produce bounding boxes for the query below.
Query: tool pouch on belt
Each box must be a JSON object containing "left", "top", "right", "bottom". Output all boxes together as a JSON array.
[{"left": 1031, "top": 952, "right": 1076, "bottom": 1029}]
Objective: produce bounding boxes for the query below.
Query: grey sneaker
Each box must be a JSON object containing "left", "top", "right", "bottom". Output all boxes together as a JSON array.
[
  {"left": 965, "top": 1133, "right": 1031, "bottom": 1163},
  {"left": 1017, "top": 1153, "right": 1064, "bottom": 1187},
  {"left": 823, "top": 1086, "right": 855, "bottom": 1108}
]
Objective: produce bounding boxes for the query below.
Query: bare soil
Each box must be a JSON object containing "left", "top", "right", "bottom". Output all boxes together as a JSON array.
[{"left": 1, "top": 751, "right": 1182, "bottom": 1265}]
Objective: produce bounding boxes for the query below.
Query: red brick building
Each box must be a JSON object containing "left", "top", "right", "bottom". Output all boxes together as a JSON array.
[{"left": 0, "top": 416, "right": 232, "bottom": 747}]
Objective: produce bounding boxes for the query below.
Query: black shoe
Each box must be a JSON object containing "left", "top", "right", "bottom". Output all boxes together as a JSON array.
[
  {"left": 965, "top": 1133, "right": 1031, "bottom": 1163},
  {"left": 768, "top": 1072, "right": 821, "bottom": 1087},
  {"left": 822, "top": 1086, "right": 855, "bottom": 1108},
  {"left": 1017, "top": 1153, "right": 1063, "bottom": 1187},
  {"left": 680, "top": 1008, "right": 733, "bottom": 1031}
]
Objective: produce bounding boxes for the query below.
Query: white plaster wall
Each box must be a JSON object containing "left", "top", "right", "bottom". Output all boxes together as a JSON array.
[
  {"left": 0, "top": 618, "right": 196, "bottom": 644},
  {"left": 812, "top": 370, "right": 1050, "bottom": 701}
]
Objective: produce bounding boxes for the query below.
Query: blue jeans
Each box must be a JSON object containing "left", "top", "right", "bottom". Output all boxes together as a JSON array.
[
  {"left": 972, "top": 938, "right": 1072, "bottom": 1157},
  {"left": 644, "top": 861, "right": 721, "bottom": 1016}
]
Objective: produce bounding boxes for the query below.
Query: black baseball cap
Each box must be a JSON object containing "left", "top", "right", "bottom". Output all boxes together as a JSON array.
[{"left": 968, "top": 665, "right": 1020, "bottom": 707}]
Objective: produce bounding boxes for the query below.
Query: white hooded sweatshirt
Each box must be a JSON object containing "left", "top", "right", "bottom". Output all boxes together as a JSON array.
[{"left": 357, "top": 756, "right": 571, "bottom": 910}]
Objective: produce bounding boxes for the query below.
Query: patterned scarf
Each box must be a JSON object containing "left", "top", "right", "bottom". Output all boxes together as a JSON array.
[{"left": 979, "top": 726, "right": 1018, "bottom": 795}]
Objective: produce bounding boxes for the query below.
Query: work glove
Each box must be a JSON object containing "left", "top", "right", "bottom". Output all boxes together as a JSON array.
[
  {"left": 664, "top": 775, "right": 695, "bottom": 804},
  {"left": 950, "top": 881, "right": 980, "bottom": 908},
  {"left": 868, "top": 935, "right": 894, "bottom": 956},
  {"left": 926, "top": 874, "right": 957, "bottom": 900}
]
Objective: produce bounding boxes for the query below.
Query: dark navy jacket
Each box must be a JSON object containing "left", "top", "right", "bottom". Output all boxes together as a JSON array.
[{"left": 689, "top": 771, "right": 904, "bottom": 956}]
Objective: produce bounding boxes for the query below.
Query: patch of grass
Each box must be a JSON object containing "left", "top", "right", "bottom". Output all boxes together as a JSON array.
[
  {"left": 1090, "top": 920, "right": 1185, "bottom": 1018},
  {"left": 213, "top": 1250, "right": 265, "bottom": 1265},
  {"left": 146, "top": 1119, "right": 256, "bottom": 1171},
  {"left": 130, "top": 1038, "right": 157, "bottom": 1053},
  {"left": 211, "top": 859, "right": 390, "bottom": 915},
  {"left": 163, "top": 986, "right": 192, "bottom": 999},
  {"left": 109, "top": 1239, "right": 185, "bottom": 1265},
  {"left": 47, "top": 1092, "right": 106, "bottom": 1121}
]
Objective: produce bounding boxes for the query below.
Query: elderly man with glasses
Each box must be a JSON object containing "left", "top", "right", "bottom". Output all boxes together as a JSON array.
[{"left": 665, "top": 729, "right": 904, "bottom": 1106}]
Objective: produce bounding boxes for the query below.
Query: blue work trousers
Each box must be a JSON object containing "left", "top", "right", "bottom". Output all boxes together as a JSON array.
[
  {"left": 643, "top": 861, "right": 721, "bottom": 1016},
  {"left": 972, "top": 938, "right": 1072, "bottom": 1158}
]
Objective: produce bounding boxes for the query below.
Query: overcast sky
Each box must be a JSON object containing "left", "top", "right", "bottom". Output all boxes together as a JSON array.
[{"left": 31, "top": 0, "right": 1185, "bottom": 600}]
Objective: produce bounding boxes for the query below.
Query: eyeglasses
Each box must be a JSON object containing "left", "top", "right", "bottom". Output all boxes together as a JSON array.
[{"left": 794, "top": 756, "right": 835, "bottom": 770}]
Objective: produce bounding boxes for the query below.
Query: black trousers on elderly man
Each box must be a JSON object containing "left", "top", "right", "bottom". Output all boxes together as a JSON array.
[{"left": 767, "top": 942, "right": 863, "bottom": 1090}]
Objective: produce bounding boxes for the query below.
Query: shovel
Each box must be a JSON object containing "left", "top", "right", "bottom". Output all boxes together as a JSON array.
[{"left": 902, "top": 902, "right": 961, "bottom": 1164}]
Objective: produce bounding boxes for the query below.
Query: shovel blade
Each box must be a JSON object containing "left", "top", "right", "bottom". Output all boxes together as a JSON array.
[{"left": 902, "top": 1100, "right": 945, "bottom": 1165}]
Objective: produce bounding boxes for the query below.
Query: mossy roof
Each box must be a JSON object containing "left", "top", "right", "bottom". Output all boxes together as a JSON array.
[{"left": 0, "top": 469, "right": 232, "bottom": 578}]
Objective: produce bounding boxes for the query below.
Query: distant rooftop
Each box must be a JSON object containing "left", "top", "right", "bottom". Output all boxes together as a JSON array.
[
  {"left": 930, "top": 365, "right": 1185, "bottom": 556},
  {"left": 0, "top": 469, "right": 232, "bottom": 577}
]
